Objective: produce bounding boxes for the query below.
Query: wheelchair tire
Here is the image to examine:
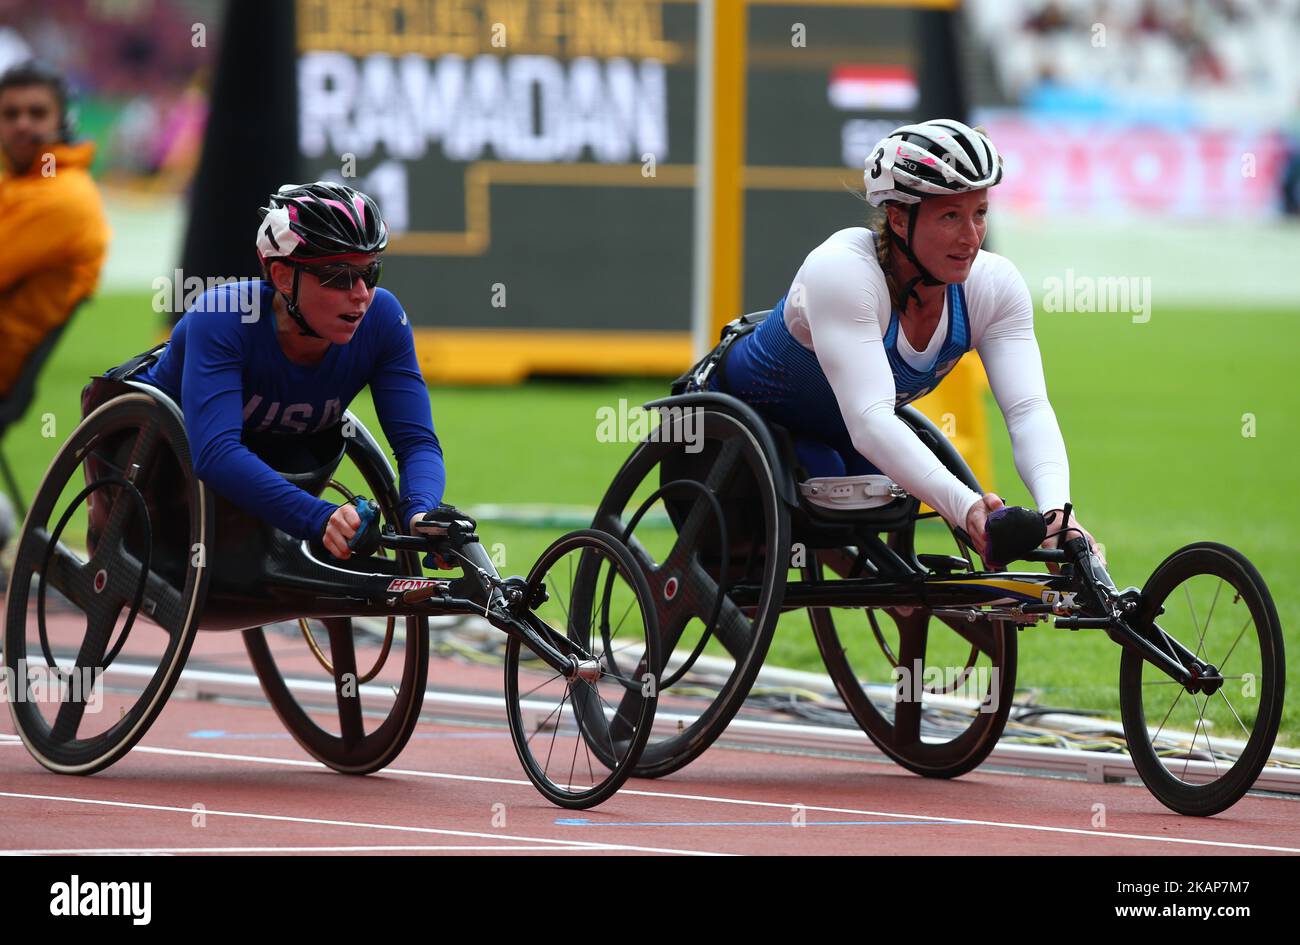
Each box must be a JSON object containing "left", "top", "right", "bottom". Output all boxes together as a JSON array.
[
  {"left": 242, "top": 428, "right": 429, "bottom": 775},
  {"left": 4, "top": 391, "right": 211, "bottom": 774},
  {"left": 504, "top": 528, "right": 660, "bottom": 808},
  {"left": 807, "top": 540, "right": 1017, "bottom": 779},
  {"left": 592, "top": 406, "right": 790, "bottom": 778},
  {"left": 1119, "top": 542, "right": 1285, "bottom": 816}
]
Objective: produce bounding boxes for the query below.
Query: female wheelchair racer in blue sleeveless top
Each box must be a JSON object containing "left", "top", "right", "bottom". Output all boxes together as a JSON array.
[
  {"left": 135, "top": 181, "right": 458, "bottom": 560},
  {"left": 710, "top": 119, "right": 1103, "bottom": 567}
]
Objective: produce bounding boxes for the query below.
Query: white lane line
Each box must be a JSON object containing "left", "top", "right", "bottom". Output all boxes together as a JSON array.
[
  {"left": 0, "top": 792, "right": 729, "bottom": 857},
  {"left": 3, "top": 737, "right": 1296, "bottom": 854},
  {"left": 4, "top": 845, "right": 616, "bottom": 855}
]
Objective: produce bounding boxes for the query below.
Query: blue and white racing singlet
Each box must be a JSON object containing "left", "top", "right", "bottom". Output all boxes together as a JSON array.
[
  {"left": 707, "top": 226, "right": 1069, "bottom": 526},
  {"left": 881, "top": 284, "right": 972, "bottom": 407},
  {"left": 711, "top": 287, "right": 970, "bottom": 477}
]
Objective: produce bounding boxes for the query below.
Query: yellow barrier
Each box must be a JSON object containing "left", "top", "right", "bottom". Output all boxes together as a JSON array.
[{"left": 910, "top": 352, "right": 995, "bottom": 507}]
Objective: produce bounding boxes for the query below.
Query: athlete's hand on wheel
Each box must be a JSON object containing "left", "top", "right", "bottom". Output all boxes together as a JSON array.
[
  {"left": 963, "top": 492, "right": 1005, "bottom": 563},
  {"left": 1040, "top": 508, "right": 1105, "bottom": 574},
  {"left": 322, "top": 503, "right": 362, "bottom": 560}
]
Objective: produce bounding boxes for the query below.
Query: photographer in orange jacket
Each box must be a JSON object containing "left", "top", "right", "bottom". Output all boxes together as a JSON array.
[{"left": 0, "top": 60, "right": 110, "bottom": 396}]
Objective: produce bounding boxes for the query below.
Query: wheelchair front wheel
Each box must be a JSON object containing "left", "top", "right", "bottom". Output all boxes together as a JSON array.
[
  {"left": 1119, "top": 542, "right": 1285, "bottom": 816},
  {"left": 504, "top": 529, "right": 659, "bottom": 809}
]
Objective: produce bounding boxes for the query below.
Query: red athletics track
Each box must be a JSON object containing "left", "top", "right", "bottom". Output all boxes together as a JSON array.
[{"left": 3, "top": 627, "right": 1298, "bottom": 856}]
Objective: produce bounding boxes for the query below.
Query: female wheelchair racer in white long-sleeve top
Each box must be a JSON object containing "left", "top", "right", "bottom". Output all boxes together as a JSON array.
[{"left": 711, "top": 118, "right": 1103, "bottom": 565}]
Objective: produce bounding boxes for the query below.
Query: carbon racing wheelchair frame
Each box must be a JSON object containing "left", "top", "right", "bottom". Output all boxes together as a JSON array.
[
  {"left": 3, "top": 376, "right": 660, "bottom": 809},
  {"left": 591, "top": 320, "right": 1284, "bottom": 816}
]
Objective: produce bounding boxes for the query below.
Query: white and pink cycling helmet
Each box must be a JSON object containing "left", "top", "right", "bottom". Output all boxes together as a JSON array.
[
  {"left": 255, "top": 181, "right": 388, "bottom": 338},
  {"left": 863, "top": 119, "right": 1002, "bottom": 310},
  {"left": 865, "top": 118, "right": 1002, "bottom": 207}
]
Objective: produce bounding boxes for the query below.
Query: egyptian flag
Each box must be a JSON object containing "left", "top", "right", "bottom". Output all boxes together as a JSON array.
[{"left": 828, "top": 65, "right": 920, "bottom": 112}]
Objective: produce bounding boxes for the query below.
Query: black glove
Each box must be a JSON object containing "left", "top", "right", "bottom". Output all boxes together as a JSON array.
[
  {"left": 984, "top": 506, "right": 1047, "bottom": 567},
  {"left": 412, "top": 503, "right": 477, "bottom": 540},
  {"left": 413, "top": 504, "right": 477, "bottom": 570}
]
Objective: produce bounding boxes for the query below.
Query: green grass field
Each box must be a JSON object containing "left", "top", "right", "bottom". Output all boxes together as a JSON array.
[{"left": 6, "top": 292, "right": 1296, "bottom": 743}]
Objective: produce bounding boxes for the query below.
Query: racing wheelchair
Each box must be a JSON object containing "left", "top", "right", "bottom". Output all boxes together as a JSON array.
[
  {"left": 591, "top": 311, "right": 1285, "bottom": 816},
  {"left": 3, "top": 371, "right": 660, "bottom": 809}
]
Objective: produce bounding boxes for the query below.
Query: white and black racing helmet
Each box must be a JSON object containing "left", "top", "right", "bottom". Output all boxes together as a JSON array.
[
  {"left": 865, "top": 118, "right": 1002, "bottom": 207},
  {"left": 256, "top": 181, "right": 388, "bottom": 339},
  {"left": 863, "top": 119, "right": 1002, "bottom": 310}
]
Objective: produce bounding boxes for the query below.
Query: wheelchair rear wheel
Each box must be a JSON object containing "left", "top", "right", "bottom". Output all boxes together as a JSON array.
[
  {"left": 242, "top": 432, "right": 429, "bottom": 775},
  {"left": 3, "top": 392, "right": 210, "bottom": 774},
  {"left": 807, "top": 537, "right": 1017, "bottom": 778},
  {"left": 591, "top": 407, "right": 792, "bottom": 778}
]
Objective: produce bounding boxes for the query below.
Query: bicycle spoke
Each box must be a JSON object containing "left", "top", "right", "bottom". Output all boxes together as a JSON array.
[
  {"left": 576, "top": 682, "right": 622, "bottom": 760},
  {"left": 1143, "top": 675, "right": 1251, "bottom": 685},
  {"left": 31, "top": 532, "right": 95, "bottom": 613},
  {"left": 1182, "top": 584, "right": 1199, "bottom": 647},
  {"left": 526, "top": 695, "right": 566, "bottom": 747},
  {"left": 572, "top": 680, "right": 608, "bottom": 781},
  {"left": 1151, "top": 683, "right": 1185, "bottom": 746},
  {"left": 622, "top": 531, "right": 661, "bottom": 575},
  {"left": 680, "top": 558, "right": 752, "bottom": 662},
  {"left": 1195, "top": 579, "right": 1222, "bottom": 661},
  {"left": 115, "top": 546, "right": 189, "bottom": 636},
  {"left": 892, "top": 613, "right": 928, "bottom": 747},
  {"left": 566, "top": 684, "right": 588, "bottom": 788},
  {"left": 1216, "top": 689, "right": 1253, "bottom": 741},
  {"left": 594, "top": 513, "right": 661, "bottom": 574},
  {"left": 1216, "top": 612, "right": 1253, "bottom": 677},
  {"left": 540, "top": 684, "right": 572, "bottom": 776},
  {"left": 517, "top": 670, "right": 565, "bottom": 703},
  {"left": 93, "top": 423, "right": 160, "bottom": 558},
  {"left": 551, "top": 568, "right": 573, "bottom": 632},
  {"left": 610, "top": 593, "right": 637, "bottom": 641},
  {"left": 662, "top": 441, "right": 740, "bottom": 572},
  {"left": 1181, "top": 694, "right": 1218, "bottom": 782},
  {"left": 600, "top": 639, "right": 648, "bottom": 681}
]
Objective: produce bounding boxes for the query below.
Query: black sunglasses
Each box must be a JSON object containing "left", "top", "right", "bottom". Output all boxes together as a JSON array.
[{"left": 298, "top": 261, "right": 382, "bottom": 290}]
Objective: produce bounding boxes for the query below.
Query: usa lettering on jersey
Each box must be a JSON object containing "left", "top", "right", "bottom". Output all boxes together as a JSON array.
[{"left": 243, "top": 396, "right": 343, "bottom": 433}]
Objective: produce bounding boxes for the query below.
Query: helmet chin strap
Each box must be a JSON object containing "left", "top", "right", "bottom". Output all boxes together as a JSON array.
[
  {"left": 892, "top": 203, "right": 945, "bottom": 314},
  {"left": 281, "top": 266, "right": 324, "bottom": 339}
]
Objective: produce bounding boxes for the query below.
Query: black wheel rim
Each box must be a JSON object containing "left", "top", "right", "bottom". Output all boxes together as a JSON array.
[
  {"left": 505, "top": 530, "right": 658, "bottom": 807},
  {"left": 1119, "top": 543, "right": 1285, "bottom": 815}
]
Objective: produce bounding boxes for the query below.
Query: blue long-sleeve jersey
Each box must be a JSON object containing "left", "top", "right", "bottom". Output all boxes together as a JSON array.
[{"left": 136, "top": 280, "right": 445, "bottom": 540}]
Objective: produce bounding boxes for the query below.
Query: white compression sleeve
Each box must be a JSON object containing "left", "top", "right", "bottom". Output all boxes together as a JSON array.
[{"left": 974, "top": 262, "right": 1070, "bottom": 513}]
